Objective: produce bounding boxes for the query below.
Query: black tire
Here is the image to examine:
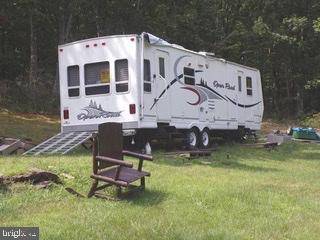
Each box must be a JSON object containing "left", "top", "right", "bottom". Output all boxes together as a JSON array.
[
  {"left": 186, "top": 128, "right": 199, "bottom": 149},
  {"left": 123, "top": 136, "right": 133, "bottom": 149},
  {"left": 199, "top": 128, "right": 210, "bottom": 149},
  {"left": 135, "top": 134, "right": 147, "bottom": 150},
  {"left": 235, "top": 127, "right": 246, "bottom": 142}
]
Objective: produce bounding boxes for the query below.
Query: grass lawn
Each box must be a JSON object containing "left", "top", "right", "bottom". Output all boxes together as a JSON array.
[
  {"left": 1, "top": 142, "right": 320, "bottom": 240},
  {"left": 1, "top": 110, "right": 320, "bottom": 239}
]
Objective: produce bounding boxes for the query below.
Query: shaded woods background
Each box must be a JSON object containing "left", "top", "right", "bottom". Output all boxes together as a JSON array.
[{"left": 1, "top": 0, "right": 320, "bottom": 118}]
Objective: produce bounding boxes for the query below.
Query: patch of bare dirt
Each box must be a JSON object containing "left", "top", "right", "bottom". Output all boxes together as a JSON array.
[
  {"left": 0, "top": 107, "right": 59, "bottom": 124},
  {"left": 260, "top": 119, "right": 297, "bottom": 135},
  {"left": 0, "top": 169, "right": 61, "bottom": 188}
]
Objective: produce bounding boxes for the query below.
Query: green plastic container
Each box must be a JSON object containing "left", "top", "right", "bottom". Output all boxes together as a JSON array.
[{"left": 292, "top": 128, "right": 320, "bottom": 141}]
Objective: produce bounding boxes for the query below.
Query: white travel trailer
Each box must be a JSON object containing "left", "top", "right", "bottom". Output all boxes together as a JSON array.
[{"left": 25, "top": 33, "right": 263, "bottom": 155}]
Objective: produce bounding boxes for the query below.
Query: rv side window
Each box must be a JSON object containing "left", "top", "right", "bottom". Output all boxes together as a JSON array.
[
  {"left": 144, "top": 59, "right": 151, "bottom": 92},
  {"left": 184, "top": 67, "right": 195, "bottom": 85},
  {"left": 238, "top": 76, "right": 242, "bottom": 92},
  {"left": 67, "top": 65, "right": 80, "bottom": 97},
  {"left": 246, "top": 76, "right": 252, "bottom": 96},
  {"left": 159, "top": 57, "right": 165, "bottom": 78},
  {"left": 115, "top": 59, "right": 129, "bottom": 93},
  {"left": 84, "top": 61, "right": 110, "bottom": 95}
]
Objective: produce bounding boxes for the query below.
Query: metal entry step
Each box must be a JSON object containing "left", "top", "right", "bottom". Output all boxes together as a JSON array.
[{"left": 23, "top": 131, "right": 94, "bottom": 155}]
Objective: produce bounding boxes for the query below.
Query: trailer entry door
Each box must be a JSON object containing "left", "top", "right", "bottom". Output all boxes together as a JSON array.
[
  {"left": 237, "top": 71, "right": 245, "bottom": 125},
  {"left": 155, "top": 50, "right": 170, "bottom": 122}
]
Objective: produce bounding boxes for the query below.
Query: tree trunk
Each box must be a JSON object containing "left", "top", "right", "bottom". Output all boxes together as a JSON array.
[
  {"left": 296, "top": 88, "right": 304, "bottom": 117},
  {"left": 52, "top": 2, "right": 73, "bottom": 95},
  {"left": 272, "top": 66, "right": 281, "bottom": 117},
  {"left": 29, "top": 13, "right": 37, "bottom": 89}
]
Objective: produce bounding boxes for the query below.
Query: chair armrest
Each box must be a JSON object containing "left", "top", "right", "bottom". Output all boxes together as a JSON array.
[
  {"left": 122, "top": 150, "right": 153, "bottom": 161},
  {"left": 96, "top": 156, "right": 133, "bottom": 168}
]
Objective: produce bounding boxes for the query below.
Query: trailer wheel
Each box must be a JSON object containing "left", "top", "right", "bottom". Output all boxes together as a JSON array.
[
  {"left": 199, "top": 128, "right": 210, "bottom": 149},
  {"left": 186, "top": 128, "right": 199, "bottom": 149}
]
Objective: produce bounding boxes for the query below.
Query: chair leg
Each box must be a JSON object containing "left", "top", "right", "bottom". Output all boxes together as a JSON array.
[
  {"left": 116, "top": 186, "right": 122, "bottom": 198},
  {"left": 140, "top": 177, "right": 145, "bottom": 190},
  {"left": 87, "top": 180, "right": 98, "bottom": 198}
]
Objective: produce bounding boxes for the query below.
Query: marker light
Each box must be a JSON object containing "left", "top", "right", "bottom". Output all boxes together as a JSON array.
[
  {"left": 63, "top": 109, "right": 69, "bottom": 119},
  {"left": 129, "top": 104, "right": 136, "bottom": 114}
]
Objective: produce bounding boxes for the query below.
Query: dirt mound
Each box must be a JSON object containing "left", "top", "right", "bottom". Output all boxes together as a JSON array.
[{"left": 0, "top": 169, "right": 61, "bottom": 187}]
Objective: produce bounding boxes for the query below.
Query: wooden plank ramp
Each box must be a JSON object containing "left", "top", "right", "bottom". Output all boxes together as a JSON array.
[{"left": 164, "top": 149, "right": 213, "bottom": 159}]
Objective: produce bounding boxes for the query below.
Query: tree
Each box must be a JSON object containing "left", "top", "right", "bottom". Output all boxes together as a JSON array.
[{"left": 0, "top": 0, "right": 319, "bottom": 116}]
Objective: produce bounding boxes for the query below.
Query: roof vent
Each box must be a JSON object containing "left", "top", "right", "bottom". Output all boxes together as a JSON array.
[{"left": 198, "top": 51, "right": 215, "bottom": 57}]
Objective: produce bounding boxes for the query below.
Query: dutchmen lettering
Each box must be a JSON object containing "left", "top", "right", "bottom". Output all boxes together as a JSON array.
[
  {"left": 213, "top": 81, "right": 235, "bottom": 90},
  {"left": 77, "top": 100, "right": 122, "bottom": 121}
]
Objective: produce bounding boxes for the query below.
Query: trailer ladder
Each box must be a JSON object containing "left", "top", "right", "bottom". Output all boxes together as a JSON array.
[{"left": 23, "top": 131, "right": 94, "bottom": 155}]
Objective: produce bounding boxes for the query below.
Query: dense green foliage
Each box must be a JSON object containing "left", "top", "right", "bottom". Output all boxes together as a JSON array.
[{"left": 1, "top": 0, "right": 319, "bottom": 117}]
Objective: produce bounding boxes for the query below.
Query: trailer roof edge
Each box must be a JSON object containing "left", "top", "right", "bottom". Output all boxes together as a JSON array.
[
  {"left": 59, "top": 33, "right": 259, "bottom": 72},
  {"left": 58, "top": 34, "right": 138, "bottom": 47}
]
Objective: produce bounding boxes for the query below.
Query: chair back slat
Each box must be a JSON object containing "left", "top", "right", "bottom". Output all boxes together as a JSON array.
[{"left": 97, "top": 122, "right": 123, "bottom": 169}]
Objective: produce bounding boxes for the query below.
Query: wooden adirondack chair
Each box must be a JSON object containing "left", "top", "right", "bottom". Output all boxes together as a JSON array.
[{"left": 88, "top": 122, "right": 153, "bottom": 199}]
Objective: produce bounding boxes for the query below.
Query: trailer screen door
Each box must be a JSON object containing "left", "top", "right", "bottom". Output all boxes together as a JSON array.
[{"left": 155, "top": 50, "right": 170, "bottom": 121}]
